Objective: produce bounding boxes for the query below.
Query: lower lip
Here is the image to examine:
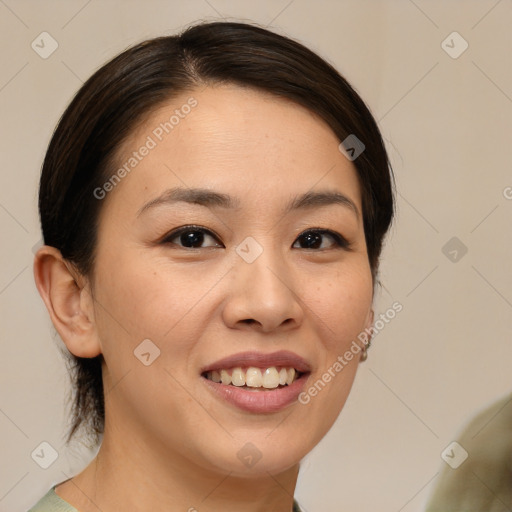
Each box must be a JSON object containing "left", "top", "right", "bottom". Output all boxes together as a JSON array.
[{"left": 202, "top": 374, "right": 309, "bottom": 413}]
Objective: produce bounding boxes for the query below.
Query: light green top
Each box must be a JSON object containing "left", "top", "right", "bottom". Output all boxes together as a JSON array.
[
  {"left": 425, "top": 391, "right": 512, "bottom": 512},
  {"left": 28, "top": 484, "right": 303, "bottom": 511},
  {"left": 28, "top": 486, "right": 78, "bottom": 512}
]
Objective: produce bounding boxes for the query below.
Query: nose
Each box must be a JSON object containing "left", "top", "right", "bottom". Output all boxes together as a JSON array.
[{"left": 222, "top": 243, "right": 304, "bottom": 333}]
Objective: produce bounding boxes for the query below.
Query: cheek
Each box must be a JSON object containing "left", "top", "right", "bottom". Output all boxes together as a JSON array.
[
  {"left": 92, "top": 253, "right": 224, "bottom": 364},
  {"left": 306, "top": 262, "right": 373, "bottom": 350},
  {"left": 298, "top": 263, "right": 372, "bottom": 418}
]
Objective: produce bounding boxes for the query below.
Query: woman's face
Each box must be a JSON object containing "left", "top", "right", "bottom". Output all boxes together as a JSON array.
[{"left": 88, "top": 84, "right": 374, "bottom": 476}]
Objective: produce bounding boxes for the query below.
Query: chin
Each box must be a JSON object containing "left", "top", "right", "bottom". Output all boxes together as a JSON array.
[{"left": 193, "top": 425, "right": 318, "bottom": 478}]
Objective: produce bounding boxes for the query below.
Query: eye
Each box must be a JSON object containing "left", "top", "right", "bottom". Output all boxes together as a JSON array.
[
  {"left": 292, "top": 229, "right": 352, "bottom": 250},
  {"left": 160, "top": 226, "right": 351, "bottom": 251},
  {"left": 161, "top": 225, "right": 223, "bottom": 249}
]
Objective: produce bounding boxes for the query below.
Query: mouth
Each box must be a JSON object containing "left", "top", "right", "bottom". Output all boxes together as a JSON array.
[
  {"left": 202, "top": 366, "right": 302, "bottom": 390},
  {"left": 200, "top": 351, "right": 311, "bottom": 413}
]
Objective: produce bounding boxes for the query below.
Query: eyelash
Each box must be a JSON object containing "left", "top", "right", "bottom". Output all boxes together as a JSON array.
[{"left": 160, "top": 225, "right": 352, "bottom": 251}]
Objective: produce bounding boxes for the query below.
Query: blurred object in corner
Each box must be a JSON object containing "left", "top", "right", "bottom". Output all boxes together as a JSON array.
[{"left": 425, "top": 391, "right": 512, "bottom": 512}]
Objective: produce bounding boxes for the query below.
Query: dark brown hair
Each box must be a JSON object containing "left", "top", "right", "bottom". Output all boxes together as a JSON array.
[{"left": 38, "top": 20, "right": 395, "bottom": 446}]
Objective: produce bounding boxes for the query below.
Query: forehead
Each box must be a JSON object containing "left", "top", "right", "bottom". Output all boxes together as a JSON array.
[{"left": 101, "top": 84, "right": 362, "bottom": 219}]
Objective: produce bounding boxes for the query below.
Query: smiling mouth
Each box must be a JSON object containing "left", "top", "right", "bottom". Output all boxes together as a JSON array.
[{"left": 202, "top": 366, "right": 302, "bottom": 390}]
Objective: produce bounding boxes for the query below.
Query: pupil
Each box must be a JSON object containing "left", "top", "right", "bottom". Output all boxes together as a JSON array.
[
  {"left": 302, "top": 232, "right": 320, "bottom": 249},
  {"left": 182, "top": 231, "right": 203, "bottom": 248}
]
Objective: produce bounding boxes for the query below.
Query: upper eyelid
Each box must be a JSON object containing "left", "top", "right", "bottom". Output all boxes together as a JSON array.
[
  {"left": 163, "top": 226, "right": 340, "bottom": 239},
  {"left": 163, "top": 225, "right": 219, "bottom": 239}
]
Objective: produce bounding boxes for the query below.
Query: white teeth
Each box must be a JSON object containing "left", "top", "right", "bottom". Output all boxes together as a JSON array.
[
  {"left": 220, "top": 369, "right": 231, "bottom": 385},
  {"left": 231, "top": 367, "right": 245, "bottom": 387},
  {"left": 286, "top": 368, "right": 296, "bottom": 385},
  {"left": 245, "top": 367, "right": 262, "bottom": 387},
  {"left": 262, "top": 367, "right": 280, "bottom": 388},
  {"left": 206, "top": 366, "right": 300, "bottom": 388}
]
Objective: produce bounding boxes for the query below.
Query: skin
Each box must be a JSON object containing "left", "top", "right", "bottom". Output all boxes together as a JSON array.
[{"left": 34, "top": 84, "right": 375, "bottom": 512}]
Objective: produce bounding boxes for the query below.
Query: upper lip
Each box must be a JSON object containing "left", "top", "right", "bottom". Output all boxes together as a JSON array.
[{"left": 200, "top": 350, "right": 311, "bottom": 374}]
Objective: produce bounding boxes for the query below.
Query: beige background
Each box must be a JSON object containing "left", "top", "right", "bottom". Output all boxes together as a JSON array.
[{"left": 1, "top": 1, "right": 511, "bottom": 511}]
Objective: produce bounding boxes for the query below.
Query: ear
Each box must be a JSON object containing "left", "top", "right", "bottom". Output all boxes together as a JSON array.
[
  {"left": 365, "top": 307, "right": 374, "bottom": 335},
  {"left": 33, "top": 245, "right": 102, "bottom": 358}
]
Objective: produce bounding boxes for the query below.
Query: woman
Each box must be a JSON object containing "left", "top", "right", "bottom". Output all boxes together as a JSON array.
[{"left": 29, "top": 20, "right": 394, "bottom": 512}]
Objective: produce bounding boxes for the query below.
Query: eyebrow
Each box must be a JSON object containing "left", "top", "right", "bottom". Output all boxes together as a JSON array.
[{"left": 137, "top": 186, "right": 359, "bottom": 218}]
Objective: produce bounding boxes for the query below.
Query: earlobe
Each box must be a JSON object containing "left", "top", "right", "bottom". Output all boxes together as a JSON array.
[
  {"left": 365, "top": 307, "right": 375, "bottom": 334},
  {"left": 33, "top": 245, "right": 102, "bottom": 358},
  {"left": 358, "top": 307, "right": 375, "bottom": 363}
]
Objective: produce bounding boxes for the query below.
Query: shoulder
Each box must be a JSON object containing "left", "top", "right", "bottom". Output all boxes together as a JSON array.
[
  {"left": 425, "top": 392, "right": 512, "bottom": 511},
  {"left": 27, "top": 486, "right": 79, "bottom": 512}
]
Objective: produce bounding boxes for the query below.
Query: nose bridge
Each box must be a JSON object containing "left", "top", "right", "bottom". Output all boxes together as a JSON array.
[
  {"left": 224, "top": 235, "right": 302, "bottom": 331},
  {"left": 238, "top": 235, "right": 291, "bottom": 297}
]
